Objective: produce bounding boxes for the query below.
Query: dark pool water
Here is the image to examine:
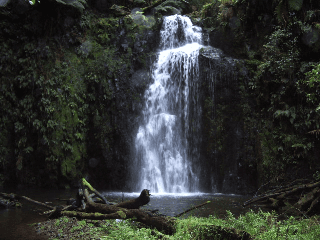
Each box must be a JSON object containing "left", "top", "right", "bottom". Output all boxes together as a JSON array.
[
  {"left": 0, "top": 188, "right": 78, "bottom": 240},
  {"left": 104, "top": 192, "right": 252, "bottom": 218},
  {"left": 0, "top": 190, "right": 254, "bottom": 240}
]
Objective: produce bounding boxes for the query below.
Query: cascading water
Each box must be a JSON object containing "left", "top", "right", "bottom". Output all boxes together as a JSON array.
[{"left": 133, "top": 15, "right": 203, "bottom": 193}]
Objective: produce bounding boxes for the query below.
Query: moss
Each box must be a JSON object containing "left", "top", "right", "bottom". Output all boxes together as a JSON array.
[
  {"left": 94, "top": 212, "right": 104, "bottom": 217},
  {"left": 117, "top": 210, "right": 127, "bottom": 219}
]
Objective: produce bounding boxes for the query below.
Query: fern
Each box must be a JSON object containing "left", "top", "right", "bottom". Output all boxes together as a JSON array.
[
  {"left": 308, "top": 129, "right": 320, "bottom": 136},
  {"left": 275, "top": 0, "right": 286, "bottom": 24},
  {"left": 154, "top": 0, "right": 184, "bottom": 15}
]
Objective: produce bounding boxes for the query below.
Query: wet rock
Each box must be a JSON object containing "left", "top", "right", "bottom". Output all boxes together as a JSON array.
[{"left": 199, "top": 46, "right": 255, "bottom": 194}]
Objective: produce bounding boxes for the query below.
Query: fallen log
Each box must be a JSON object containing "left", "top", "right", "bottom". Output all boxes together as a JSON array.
[
  {"left": 243, "top": 181, "right": 320, "bottom": 207},
  {"left": 80, "top": 188, "right": 175, "bottom": 234},
  {"left": 243, "top": 180, "right": 320, "bottom": 216},
  {"left": 60, "top": 208, "right": 175, "bottom": 235},
  {"left": 114, "top": 189, "right": 151, "bottom": 209}
]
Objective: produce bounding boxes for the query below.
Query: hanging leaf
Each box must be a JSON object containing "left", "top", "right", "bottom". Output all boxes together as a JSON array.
[
  {"left": 23, "top": 146, "right": 34, "bottom": 154},
  {"left": 16, "top": 155, "right": 23, "bottom": 171}
]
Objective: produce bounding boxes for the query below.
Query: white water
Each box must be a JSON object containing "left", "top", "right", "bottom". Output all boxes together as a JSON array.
[{"left": 134, "top": 15, "right": 203, "bottom": 193}]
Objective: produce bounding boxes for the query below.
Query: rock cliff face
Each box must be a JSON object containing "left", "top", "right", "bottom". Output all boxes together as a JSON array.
[
  {"left": 198, "top": 46, "right": 257, "bottom": 194},
  {"left": 0, "top": 1, "right": 162, "bottom": 189},
  {"left": 85, "top": 24, "right": 160, "bottom": 190}
]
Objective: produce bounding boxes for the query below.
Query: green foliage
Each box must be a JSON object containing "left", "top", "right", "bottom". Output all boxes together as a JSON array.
[
  {"left": 218, "top": 0, "right": 239, "bottom": 4},
  {"left": 190, "top": 2, "right": 220, "bottom": 29},
  {"left": 131, "top": 10, "right": 156, "bottom": 28},
  {"left": 154, "top": 0, "right": 185, "bottom": 15},
  {"left": 187, "top": 0, "right": 213, "bottom": 10},
  {"left": 0, "top": 5, "right": 149, "bottom": 187},
  {"left": 97, "top": 219, "right": 161, "bottom": 239},
  {"left": 288, "top": 0, "right": 303, "bottom": 11},
  {"left": 175, "top": 211, "right": 320, "bottom": 239},
  {"left": 40, "top": 209, "right": 320, "bottom": 239},
  {"left": 260, "top": 26, "right": 300, "bottom": 79},
  {"left": 244, "top": 25, "right": 309, "bottom": 180},
  {"left": 224, "top": 210, "right": 320, "bottom": 239},
  {"left": 304, "top": 63, "right": 320, "bottom": 111},
  {"left": 33, "top": 51, "right": 87, "bottom": 182},
  {"left": 239, "top": 0, "right": 320, "bottom": 180},
  {"left": 200, "top": 2, "right": 219, "bottom": 18}
]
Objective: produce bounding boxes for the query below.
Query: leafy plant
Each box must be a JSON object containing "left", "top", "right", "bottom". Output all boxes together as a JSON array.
[
  {"left": 154, "top": 0, "right": 185, "bottom": 15},
  {"left": 288, "top": 0, "right": 303, "bottom": 11},
  {"left": 304, "top": 63, "right": 320, "bottom": 110}
]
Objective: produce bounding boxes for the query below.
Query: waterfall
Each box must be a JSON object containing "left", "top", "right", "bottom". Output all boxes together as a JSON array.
[{"left": 133, "top": 15, "right": 203, "bottom": 193}]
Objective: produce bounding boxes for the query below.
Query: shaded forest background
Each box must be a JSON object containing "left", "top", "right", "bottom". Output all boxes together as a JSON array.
[{"left": 0, "top": 0, "right": 319, "bottom": 193}]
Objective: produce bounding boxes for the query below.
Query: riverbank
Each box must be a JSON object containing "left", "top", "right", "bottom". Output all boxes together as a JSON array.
[
  {"left": 0, "top": 191, "right": 248, "bottom": 239},
  {"left": 33, "top": 210, "right": 320, "bottom": 240}
]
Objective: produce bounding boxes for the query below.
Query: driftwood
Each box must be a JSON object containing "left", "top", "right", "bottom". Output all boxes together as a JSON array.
[
  {"left": 244, "top": 180, "right": 320, "bottom": 216},
  {"left": 82, "top": 178, "right": 111, "bottom": 205},
  {"left": 0, "top": 192, "right": 55, "bottom": 210}
]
